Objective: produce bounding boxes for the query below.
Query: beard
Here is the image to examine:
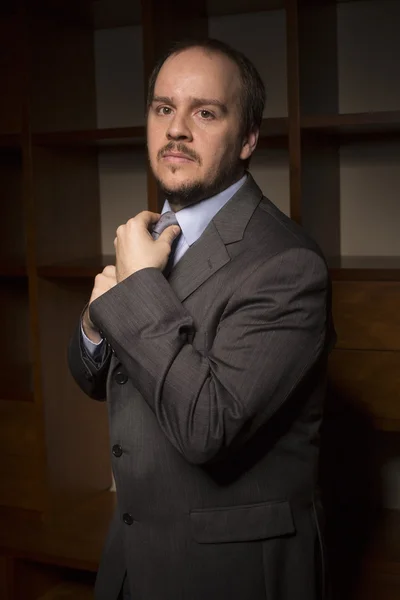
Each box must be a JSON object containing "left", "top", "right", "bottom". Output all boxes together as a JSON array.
[{"left": 152, "top": 142, "right": 244, "bottom": 210}]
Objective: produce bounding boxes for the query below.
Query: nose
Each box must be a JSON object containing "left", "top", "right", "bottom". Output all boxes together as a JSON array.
[{"left": 166, "top": 112, "right": 193, "bottom": 142}]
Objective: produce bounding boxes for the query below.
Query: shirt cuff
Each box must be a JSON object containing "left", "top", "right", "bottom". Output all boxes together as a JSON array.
[{"left": 81, "top": 322, "right": 103, "bottom": 358}]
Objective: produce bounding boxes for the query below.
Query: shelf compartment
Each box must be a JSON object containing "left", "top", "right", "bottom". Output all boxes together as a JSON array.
[
  {"left": 37, "top": 278, "right": 111, "bottom": 493},
  {"left": 0, "top": 150, "right": 26, "bottom": 268},
  {"left": 0, "top": 280, "right": 33, "bottom": 403},
  {"left": 0, "top": 400, "right": 45, "bottom": 511},
  {"left": 33, "top": 146, "right": 101, "bottom": 267},
  {"left": 328, "top": 348, "right": 400, "bottom": 432},
  {"left": 332, "top": 281, "right": 400, "bottom": 352},
  {"left": 0, "top": 12, "right": 23, "bottom": 136}
]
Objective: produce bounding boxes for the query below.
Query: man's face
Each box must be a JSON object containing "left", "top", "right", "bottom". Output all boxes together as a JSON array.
[{"left": 147, "top": 48, "right": 254, "bottom": 208}]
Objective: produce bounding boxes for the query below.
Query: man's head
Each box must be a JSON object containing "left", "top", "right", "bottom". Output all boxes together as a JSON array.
[{"left": 146, "top": 39, "right": 266, "bottom": 209}]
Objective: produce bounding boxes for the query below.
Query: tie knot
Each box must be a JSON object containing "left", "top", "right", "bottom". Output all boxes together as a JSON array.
[{"left": 152, "top": 211, "right": 179, "bottom": 240}]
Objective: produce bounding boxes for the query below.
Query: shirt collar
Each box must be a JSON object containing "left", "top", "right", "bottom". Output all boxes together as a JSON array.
[{"left": 161, "top": 174, "right": 247, "bottom": 247}]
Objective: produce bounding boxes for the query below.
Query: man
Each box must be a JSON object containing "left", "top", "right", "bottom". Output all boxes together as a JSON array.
[{"left": 68, "top": 39, "right": 335, "bottom": 600}]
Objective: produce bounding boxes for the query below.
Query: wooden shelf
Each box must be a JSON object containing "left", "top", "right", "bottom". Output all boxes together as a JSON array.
[
  {"left": 32, "top": 117, "right": 288, "bottom": 149},
  {"left": 33, "top": 127, "right": 146, "bottom": 148},
  {"left": 258, "top": 117, "right": 288, "bottom": 148},
  {"left": 0, "top": 262, "right": 27, "bottom": 278},
  {"left": 329, "top": 257, "right": 400, "bottom": 281},
  {"left": 302, "top": 111, "right": 400, "bottom": 143}
]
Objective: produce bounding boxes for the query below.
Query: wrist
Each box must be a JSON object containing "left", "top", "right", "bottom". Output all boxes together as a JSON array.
[{"left": 82, "top": 307, "right": 102, "bottom": 344}]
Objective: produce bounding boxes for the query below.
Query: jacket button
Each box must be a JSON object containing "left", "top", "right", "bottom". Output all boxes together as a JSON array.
[
  {"left": 112, "top": 444, "right": 123, "bottom": 458},
  {"left": 114, "top": 371, "right": 128, "bottom": 385},
  {"left": 123, "top": 513, "right": 134, "bottom": 526}
]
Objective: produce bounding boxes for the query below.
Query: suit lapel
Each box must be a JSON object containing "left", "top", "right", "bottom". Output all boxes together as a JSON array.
[{"left": 168, "top": 174, "right": 263, "bottom": 303}]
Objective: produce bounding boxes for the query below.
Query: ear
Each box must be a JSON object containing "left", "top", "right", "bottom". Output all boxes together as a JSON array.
[{"left": 240, "top": 129, "right": 259, "bottom": 161}]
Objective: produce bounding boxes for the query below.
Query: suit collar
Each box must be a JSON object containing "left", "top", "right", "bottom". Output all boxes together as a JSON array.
[
  {"left": 168, "top": 174, "right": 263, "bottom": 302},
  {"left": 212, "top": 173, "right": 263, "bottom": 244}
]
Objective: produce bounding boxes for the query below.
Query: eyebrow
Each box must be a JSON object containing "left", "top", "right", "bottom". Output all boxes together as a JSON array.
[{"left": 152, "top": 96, "right": 228, "bottom": 114}]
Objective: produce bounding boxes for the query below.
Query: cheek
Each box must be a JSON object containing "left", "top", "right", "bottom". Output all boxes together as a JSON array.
[{"left": 204, "top": 135, "right": 238, "bottom": 168}]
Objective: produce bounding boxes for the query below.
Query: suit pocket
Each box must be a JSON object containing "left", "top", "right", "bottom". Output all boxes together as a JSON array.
[{"left": 190, "top": 500, "right": 295, "bottom": 544}]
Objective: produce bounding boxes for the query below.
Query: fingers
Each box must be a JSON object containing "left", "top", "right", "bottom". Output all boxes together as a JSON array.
[
  {"left": 158, "top": 224, "right": 181, "bottom": 247},
  {"left": 103, "top": 265, "right": 116, "bottom": 278},
  {"left": 137, "top": 211, "right": 161, "bottom": 227},
  {"left": 114, "top": 212, "right": 161, "bottom": 247}
]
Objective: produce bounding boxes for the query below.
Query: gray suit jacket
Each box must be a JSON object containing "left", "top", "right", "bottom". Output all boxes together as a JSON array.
[{"left": 68, "top": 174, "right": 335, "bottom": 600}]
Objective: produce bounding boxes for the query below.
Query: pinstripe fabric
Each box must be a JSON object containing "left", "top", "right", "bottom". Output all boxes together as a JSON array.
[{"left": 68, "top": 174, "right": 335, "bottom": 600}]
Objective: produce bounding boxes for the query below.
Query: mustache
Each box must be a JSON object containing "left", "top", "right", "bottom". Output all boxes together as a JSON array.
[{"left": 158, "top": 142, "right": 201, "bottom": 165}]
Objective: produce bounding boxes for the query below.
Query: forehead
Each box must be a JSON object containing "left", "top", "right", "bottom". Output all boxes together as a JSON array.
[{"left": 154, "top": 47, "right": 241, "bottom": 102}]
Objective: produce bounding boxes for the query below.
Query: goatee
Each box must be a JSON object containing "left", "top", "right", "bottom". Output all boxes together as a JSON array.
[{"left": 154, "top": 145, "right": 244, "bottom": 210}]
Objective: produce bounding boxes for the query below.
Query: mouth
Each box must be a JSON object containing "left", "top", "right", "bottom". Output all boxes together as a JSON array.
[{"left": 161, "top": 152, "right": 196, "bottom": 164}]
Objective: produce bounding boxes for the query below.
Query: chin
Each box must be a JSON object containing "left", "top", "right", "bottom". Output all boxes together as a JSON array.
[{"left": 158, "top": 171, "right": 199, "bottom": 192}]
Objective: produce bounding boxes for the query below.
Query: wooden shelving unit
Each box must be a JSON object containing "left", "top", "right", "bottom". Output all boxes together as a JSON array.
[
  {"left": 302, "top": 110, "right": 400, "bottom": 136},
  {"left": 0, "top": 0, "right": 399, "bottom": 598}
]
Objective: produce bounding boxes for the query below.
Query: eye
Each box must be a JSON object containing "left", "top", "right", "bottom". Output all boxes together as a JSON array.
[
  {"left": 199, "top": 110, "right": 215, "bottom": 120},
  {"left": 157, "top": 106, "right": 173, "bottom": 116}
]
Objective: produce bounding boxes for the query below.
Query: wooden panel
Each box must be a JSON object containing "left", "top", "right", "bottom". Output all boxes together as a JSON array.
[
  {"left": 333, "top": 281, "right": 400, "bottom": 351},
  {"left": 328, "top": 349, "right": 400, "bottom": 430},
  {"left": 0, "top": 11, "right": 24, "bottom": 134},
  {"left": 0, "top": 151, "right": 25, "bottom": 265},
  {"left": 37, "top": 278, "right": 111, "bottom": 493},
  {"left": 0, "top": 280, "right": 33, "bottom": 400},
  {"left": 32, "top": 147, "right": 101, "bottom": 265}
]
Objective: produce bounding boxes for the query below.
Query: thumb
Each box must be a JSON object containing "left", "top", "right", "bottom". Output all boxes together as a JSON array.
[{"left": 159, "top": 224, "right": 181, "bottom": 247}]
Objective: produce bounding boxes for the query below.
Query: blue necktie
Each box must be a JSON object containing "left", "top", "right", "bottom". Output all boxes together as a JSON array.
[{"left": 151, "top": 211, "right": 181, "bottom": 276}]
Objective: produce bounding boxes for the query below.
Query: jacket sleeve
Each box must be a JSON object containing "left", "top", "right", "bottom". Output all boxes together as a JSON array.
[
  {"left": 89, "top": 247, "right": 330, "bottom": 463},
  {"left": 67, "top": 315, "right": 112, "bottom": 401}
]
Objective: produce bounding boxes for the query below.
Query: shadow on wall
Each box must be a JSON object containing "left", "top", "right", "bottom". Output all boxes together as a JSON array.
[{"left": 319, "top": 380, "right": 382, "bottom": 600}]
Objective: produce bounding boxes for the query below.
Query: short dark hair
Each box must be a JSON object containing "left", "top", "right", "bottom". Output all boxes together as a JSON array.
[{"left": 147, "top": 38, "right": 266, "bottom": 139}]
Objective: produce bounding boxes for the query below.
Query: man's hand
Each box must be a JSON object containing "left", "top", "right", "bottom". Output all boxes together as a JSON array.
[
  {"left": 82, "top": 265, "right": 117, "bottom": 343},
  {"left": 114, "top": 211, "right": 180, "bottom": 283}
]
